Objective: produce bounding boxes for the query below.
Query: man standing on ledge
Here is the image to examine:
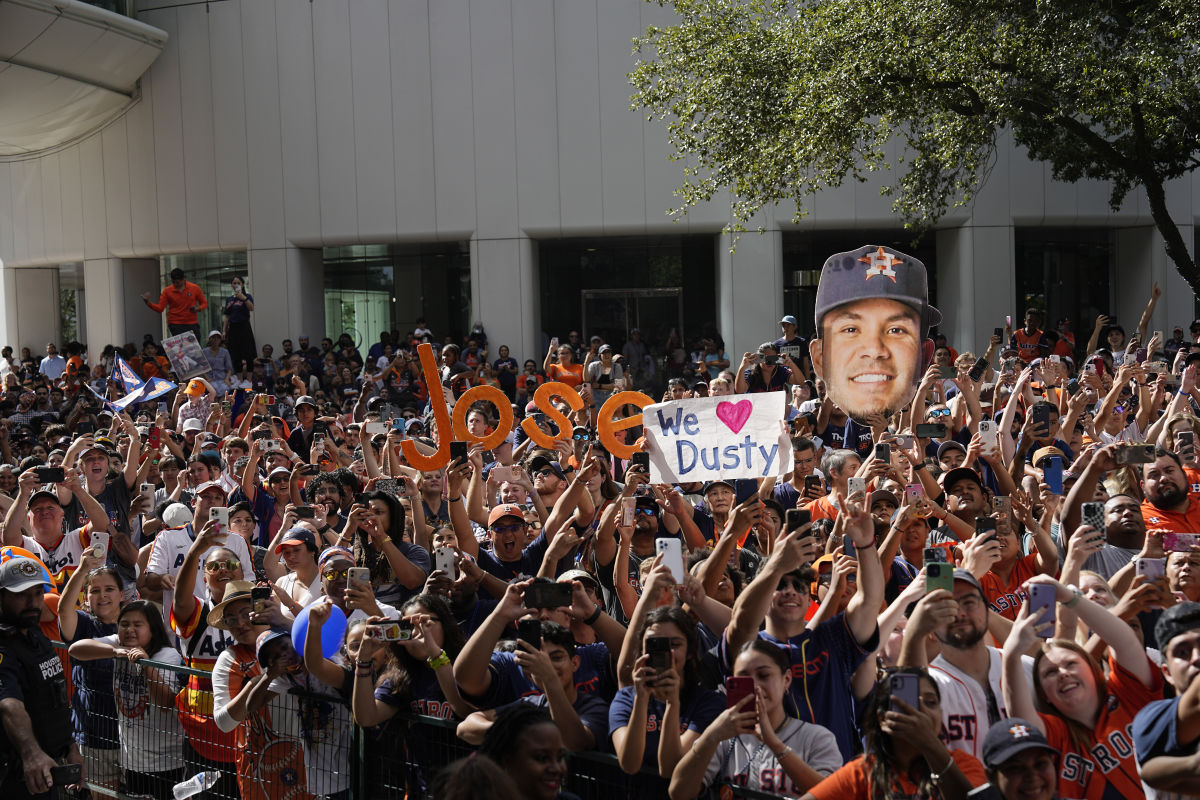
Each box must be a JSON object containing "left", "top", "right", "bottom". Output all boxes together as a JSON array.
[
  {"left": 809, "top": 244, "right": 940, "bottom": 423},
  {"left": 0, "top": 557, "right": 84, "bottom": 798},
  {"left": 142, "top": 267, "right": 207, "bottom": 339}
]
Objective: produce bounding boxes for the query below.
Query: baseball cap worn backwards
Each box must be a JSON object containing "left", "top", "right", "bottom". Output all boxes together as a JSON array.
[{"left": 813, "top": 245, "right": 941, "bottom": 335}]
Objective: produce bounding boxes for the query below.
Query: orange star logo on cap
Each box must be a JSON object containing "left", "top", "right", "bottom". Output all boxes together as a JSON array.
[{"left": 859, "top": 246, "right": 901, "bottom": 282}]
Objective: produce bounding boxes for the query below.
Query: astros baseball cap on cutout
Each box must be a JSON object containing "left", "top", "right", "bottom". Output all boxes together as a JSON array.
[{"left": 813, "top": 245, "right": 941, "bottom": 335}]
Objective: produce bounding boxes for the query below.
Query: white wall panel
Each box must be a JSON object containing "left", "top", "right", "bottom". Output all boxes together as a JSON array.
[
  {"left": 208, "top": 1, "right": 250, "bottom": 249},
  {"left": 240, "top": 0, "right": 285, "bottom": 249},
  {"left": 349, "top": 0, "right": 396, "bottom": 241},
  {"left": 101, "top": 118, "right": 133, "bottom": 257},
  {"left": 10, "top": 161, "right": 30, "bottom": 262},
  {"left": 275, "top": 0, "right": 320, "bottom": 246},
  {"left": 512, "top": 0, "right": 560, "bottom": 233},
  {"left": 39, "top": 153, "right": 62, "bottom": 262},
  {"left": 57, "top": 146, "right": 84, "bottom": 260},
  {"left": 554, "top": 0, "right": 603, "bottom": 232},
  {"left": 125, "top": 85, "right": 161, "bottom": 257},
  {"left": 597, "top": 0, "right": 645, "bottom": 232},
  {"left": 428, "top": 0, "right": 476, "bottom": 235},
  {"left": 0, "top": 164, "right": 13, "bottom": 263},
  {"left": 469, "top": 0, "right": 518, "bottom": 239},
  {"left": 176, "top": 4, "right": 219, "bottom": 249},
  {"left": 15, "top": 267, "right": 58, "bottom": 349},
  {"left": 311, "top": 0, "right": 358, "bottom": 242},
  {"left": 390, "top": 0, "right": 436, "bottom": 236},
  {"left": 148, "top": 9, "right": 188, "bottom": 252},
  {"left": 78, "top": 135, "right": 108, "bottom": 260}
]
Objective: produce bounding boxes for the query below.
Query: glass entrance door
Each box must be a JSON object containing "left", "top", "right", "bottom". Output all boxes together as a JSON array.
[{"left": 581, "top": 288, "right": 683, "bottom": 349}]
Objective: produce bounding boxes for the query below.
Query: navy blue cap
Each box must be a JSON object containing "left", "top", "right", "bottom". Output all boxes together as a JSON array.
[{"left": 813, "top": 245, "right": 941, "bottom": 334}]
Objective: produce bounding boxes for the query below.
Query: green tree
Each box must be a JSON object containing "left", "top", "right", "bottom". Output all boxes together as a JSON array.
[{"left": 632, "top": 0, "right": 1200, "bottom": 291}]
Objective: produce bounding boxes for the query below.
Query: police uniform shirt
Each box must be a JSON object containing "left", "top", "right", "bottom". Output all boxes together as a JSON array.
[{"left": 0, "top": 624, "right": 73, "bottom": 765}]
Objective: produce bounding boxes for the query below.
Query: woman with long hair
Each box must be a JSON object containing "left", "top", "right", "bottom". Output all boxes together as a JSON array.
[
  {"left": 222, "top": 275, "right": 257, "bottom": 373},
  {"left": 670, "top": 639, "right": 842, "bottom": 799},
  {"left": 342, "top": 489, "right": 428, "bottom": 608},
  {"left": 610, "top": 605, "right": 725, "bottom": 798},
  {"left": 802, "top": 667, "right": 982, "bottom": 800},
  {"left": 1002, "top": 575, "right": 1162, "bottom": 800}
]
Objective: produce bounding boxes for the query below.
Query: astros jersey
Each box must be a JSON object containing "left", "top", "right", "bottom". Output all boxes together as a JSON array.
[
  {"left": 1040, "top": 652, "right": 1163, "bottom": 800},
  {"left": 145, "top": 525, "right": 255, "bottom": 622},
  {"left": 929, "top": 648, "right": 1035, "bottom": 758},
  {"left": 979, "top": 553, "right": 1050, "bottom": 621},
  {"left": 22, "top": 525, "right": 94, "bottom": 591}
]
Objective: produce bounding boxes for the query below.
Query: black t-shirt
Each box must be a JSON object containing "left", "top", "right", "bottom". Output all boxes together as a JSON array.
[
  {"left": 492, "top": 358, "right": 518, "bottom": 391},
  {"left": 0, "top": 625, "right": 73, "bottom": 763}
]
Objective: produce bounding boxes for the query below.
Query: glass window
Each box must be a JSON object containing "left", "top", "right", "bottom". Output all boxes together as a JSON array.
[
  {"left": 322, "top": 243, "right": 470, "bottom": 349},
  {"left": 57, "top": 263, "right": 85, "bottom": 345},
  {"left": 1014, "top": 228, "right": 1112, "bottom": 360},
  {"left": 159, "top": 251, "right": 248, "bottom": 340}
]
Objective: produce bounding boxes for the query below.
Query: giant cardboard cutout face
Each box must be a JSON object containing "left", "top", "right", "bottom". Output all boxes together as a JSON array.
[{"left": 809, "top": 245, "right": 938, "bottom": 424}]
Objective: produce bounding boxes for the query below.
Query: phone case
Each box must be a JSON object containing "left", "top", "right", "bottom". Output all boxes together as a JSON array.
[
  {"left": 1081, "top": 502, "right": 1106, "bottom": 531},
  {"left": 1027, "top": 584, "right": 1056, "bottom": 635},
  {"left": 725, "top": 676, "right": 756, "bottom": 710},
  {"left": 347, "top": 567, "right": 370, "bottom": 588},
  {"left": 1136, "top": 558, "right": 1166, "bottom": 581},
  {"left": 656, "top": 538, "right": 685, "bottom": 584},
  {"left": 889, "top": 672, "right": 920, "bottom": 711},
  {"left": 434, "top": 547, "right": 458, "bottom": 579},
  {"left": 847, "top": 477, "right": 866, "bottom": 496},
  {"left": 926, "top": 561, "right": 953, "bottom": 593},
  {"left": 1163, "top": 533, "right": 1200, "bottom": 552},
  {"left": 621, "top": 496, "right": 636, "bottom": 527}
]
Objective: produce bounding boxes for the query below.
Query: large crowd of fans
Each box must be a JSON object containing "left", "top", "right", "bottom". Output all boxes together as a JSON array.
[{"left": 0, "top": 271, "right": 1198, "bottom": 800}]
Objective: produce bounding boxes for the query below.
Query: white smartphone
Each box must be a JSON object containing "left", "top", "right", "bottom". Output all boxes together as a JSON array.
[
  {"left": 139, "top": 482, "right": 156, "bottom": 497},
  {"left": 977, "top": 419, "right": 999, "bottom": 450},
  {"left": 88, "top": 531, "right": 110, "bottom": 560},
  {"left": 434, "top": 546, "right": 458, "bottom": 581},
  {"left": 655, "top": 538, "right": 685, "bottom": 584},
  {"left": 209, "top": 507, "right": 230, "bottom": 530},
  {"left": 363, "top": 421, "right": 388, "bottom": 435},
  {"left": 847, "top": 477, "right": 867, "bottom": 496},
  {"left": 347, "top": 567, "right": 371, "bottom": 589},
  {"left": 621, "top": 496, "right": 636, "bottom": 527}
]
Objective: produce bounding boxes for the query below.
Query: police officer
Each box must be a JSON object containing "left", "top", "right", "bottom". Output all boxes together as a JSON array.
[
  {"left": 809, "top": 245, "right": 941, "bottom": 423},
  {"left": 0, "top": 557, "right": 82, "bottom": 798}
]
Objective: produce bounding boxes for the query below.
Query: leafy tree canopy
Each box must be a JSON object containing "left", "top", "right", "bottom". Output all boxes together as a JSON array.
[{"left": 631, "top": 0, "right": 1200, "bottom": 290}]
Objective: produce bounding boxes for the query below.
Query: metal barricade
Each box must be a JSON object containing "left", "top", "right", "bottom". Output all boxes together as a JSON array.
[{"left": 56, "top": 642, "right": 793, "bottom": 800}]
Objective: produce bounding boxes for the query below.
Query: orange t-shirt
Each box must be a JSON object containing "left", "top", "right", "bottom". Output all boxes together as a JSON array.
[
  {"left": 1040, "top": 652, "right": 1163, "bottom": 800},
  {"left": 802, "top": 494, "right": 840, "bottom": 522},
  {"left": 808, "top": 749, "right": 987, "bottom": 800},
  {"left": 980, "top": 553, "right": 1050, "bottom": 620},
  {"left": 1141, "top": 495, "right": 1200, "bottom": 533},
  {"left": 1012, "top": 328, "right": 1046, "bottom": 361},
  {"left": 546, "top": 362, "right": 584, "bottom": 388}
]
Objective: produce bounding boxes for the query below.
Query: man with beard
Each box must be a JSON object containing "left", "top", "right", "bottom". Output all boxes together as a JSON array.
[
  {"left": 1140, "top": 448, "right": 1200, "bottom": 532},
  {"left": 899, "top": 569, "right": 1034, "bottom": 759},
  {"left": 809, "top": 245, "right": 940, "bottom": 423},
  {"left": 526, "top": 454, "right": 568, "bottom": 509},
  {"left": 1062, "top": 443, "right": 1147, "bottom": 580},
  {"left": 0, "top": 558, "right": 84, "bottom": 798}
]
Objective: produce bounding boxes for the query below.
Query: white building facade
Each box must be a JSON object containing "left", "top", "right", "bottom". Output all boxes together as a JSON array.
[{"left": 0, "top": 0, "right": 1196, "bottom": 366}]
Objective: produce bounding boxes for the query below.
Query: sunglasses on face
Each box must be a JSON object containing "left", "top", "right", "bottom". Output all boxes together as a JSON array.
[
  {"left": 927, "top": 408, "right": 952, "bottom": 419},
  {"left": 776, "top": 578, "right": 806, "bottom": 592},
  {"left": 204, "top": 559, "right": 241, "bottom": 573},
  {"left": 635, "top": 507, "right": 657, "bottom": 517},
  {"left": 534, "top": 468, "right": 555, "bottom": 478},
  {"left": 322, "top": 568, "right": 350, "bottom": 581},
  {"left": 491, "top": 523, "right": 525, "bottom": 535},
  {"left": 572, "top": 433, "right": 592, "bottom": 441}
]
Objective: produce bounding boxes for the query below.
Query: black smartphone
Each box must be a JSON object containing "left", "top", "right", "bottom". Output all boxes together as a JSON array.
[
  {"left": 251, "top": 586, "right": 272, "bottom": 612},
  {"left": 524, "top": 581, "right": 573, "bottom": 609},
  {"left": 1115, "top": 443, "right": 1156, "bottom": 465},
  {"left": 35, "top": 466, "right": 66, "bottom": 483},
  {"left": 49, "top": 763, "right": 82, "bottom": 787},
  {"left": 517, "top": 619, "right": 542, "bottom": 650},
  {"left": 1067, "top": 378, "right": 1080, "bottom": 396},
  {"left": 449, "top": 441, "right": 469, "bottom": 462},
  {"left": 645, "top": 636, "right": 672, "bottom": 671},
  {"left": 1031, "top": 404, "right": 1052, "bottom": 435},
  {"left": 312, "top": 421, "right": 329, "bottom": 436},
  {"left": 76, "top": 421, "right": 95, "bottom": 434},
  {"left": 874, "top": 442, "right": 891, "bottom": 463},
  {"left": 251, "top": 429, "right": 270, "bottom": 441},
  {"left": 915, "top": 423, "right": 947, "bottom": 439},
  {"left": 785, "top": 508, "right": 812, "bottom": 533},
  {"left": 993, "top": 327, "right": 1003, "bottom": 338},
  {"left": 632, "top": 452, "right": 650, "bottom": 471},
  {"left": 975, "top": 516, "right": 998, "bottom": 543},
  {"left": 804, "top": 475, "right": 824, "bottom": 492},
  {"left": 968, "top": 356, "right": 989, "bottom": 382},
  {"left": 295, "top": 506, "right": 316, "bottom": 519}
]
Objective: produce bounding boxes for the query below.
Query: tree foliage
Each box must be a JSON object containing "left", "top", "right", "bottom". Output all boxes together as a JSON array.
[{"left": 631, "top": 0, "right": 1200, "bottom": 290}]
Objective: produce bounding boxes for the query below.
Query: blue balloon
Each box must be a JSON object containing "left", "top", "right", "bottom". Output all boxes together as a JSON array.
[{"left": 291, "top": 601, "right": 347, "bottom": 659}]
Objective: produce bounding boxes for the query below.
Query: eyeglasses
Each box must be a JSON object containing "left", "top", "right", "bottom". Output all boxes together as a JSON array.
[
  {"left": 221, "top": 608, "right": 253, "bottom": 627},
  {"left": 927, "top": 408, "right": 952, "bottom": 419},
  {"left": 322, "top": 568, "right": 350, "bottom": 581},
  {"left": 204, "top": 559, "right": 241, "bottom": 573},
  {"left": 491, "top": 522, "right": 526, "bottom": 535}
]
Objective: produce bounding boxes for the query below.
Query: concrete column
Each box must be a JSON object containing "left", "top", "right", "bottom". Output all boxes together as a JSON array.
[
  {"left": 717, "top": 226, "right": 782, "bottom": 359},
  {"left": 0, "top": 264, "right": 59, "bottom": 354},
  {"left": 122, "top": 258, "right": 164, "bottom": 345},
  {"left": 935, "top": 225, "right": 1017, "bottom": 355},
  {"left": 1115, "top": 225, "right": 1196, "bottom": 339},
  {"left": 83, "top": 259, "right": 123, "bottom": 351},
  {"left": 470, "top": 236, "right": 538, "bottom": 363},
  {"left": 247, "top": 247, "right": 325, "bottom": 350}
]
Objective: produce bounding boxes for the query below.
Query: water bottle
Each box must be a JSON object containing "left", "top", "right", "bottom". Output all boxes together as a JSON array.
[{"left": 173, "top": 770, "right": 220, "bottom": 799}]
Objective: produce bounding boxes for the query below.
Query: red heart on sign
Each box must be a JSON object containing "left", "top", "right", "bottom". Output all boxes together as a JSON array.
[{"left": 715, "top": 399, "right": 753, "bottom": 435}]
